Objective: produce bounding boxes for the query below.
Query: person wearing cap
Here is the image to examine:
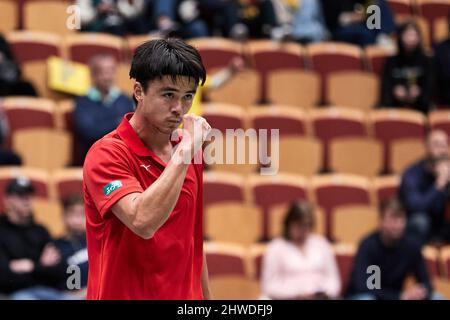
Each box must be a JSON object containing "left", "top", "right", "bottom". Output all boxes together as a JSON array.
[{"left": 0, "top": 177, "right": 72, "bottom": 299}]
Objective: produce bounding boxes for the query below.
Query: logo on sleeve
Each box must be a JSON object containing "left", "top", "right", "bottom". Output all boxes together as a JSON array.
[{"left": 103, "top": 180, "right": 123, "bottom": 196}]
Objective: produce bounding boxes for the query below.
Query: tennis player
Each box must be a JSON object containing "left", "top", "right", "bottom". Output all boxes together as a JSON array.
[{"left": 82, "top": 38, "right": 212, "bottom": 300}]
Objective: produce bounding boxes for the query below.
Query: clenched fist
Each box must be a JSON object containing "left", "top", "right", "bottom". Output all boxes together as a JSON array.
[{"left": 175, "top": 114, "right": 211, "bottom": 164}]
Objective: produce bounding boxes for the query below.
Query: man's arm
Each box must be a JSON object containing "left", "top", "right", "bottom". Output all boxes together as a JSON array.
[{"left": 201, "top": 251, "right": 212, "bottom": 300}]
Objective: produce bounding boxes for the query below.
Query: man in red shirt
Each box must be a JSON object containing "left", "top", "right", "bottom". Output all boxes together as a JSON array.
[{"left": 83, "top": 38, "right": 212, "bottom": 300}]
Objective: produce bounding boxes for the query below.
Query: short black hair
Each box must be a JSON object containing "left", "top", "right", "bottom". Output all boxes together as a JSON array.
[
  {"left": 129, "top": 38, "right": 206, "bottom": 105},
  {"left": 282, "top": 201, "right": 315, "bottom": 240},
  {"left": 62, "top": 194, "right": 84, "bottom": 213},
  {"left": 379, "top": 198, "right": 405, "bottom": 218}
]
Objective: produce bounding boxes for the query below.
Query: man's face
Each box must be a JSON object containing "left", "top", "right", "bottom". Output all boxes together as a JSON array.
[
  {"left": 64, "top": 203, "right": 86, "bottom": 236},
  {"left": 427, "top": 130, "right": 449, "bottom": 162},
  {"left": 91, "top": 57, "right": 117, "bottom": 93},
  {"left": 380, "top": 209, "right": 406, "bottom": 242},
  {"left": 135, "top": 76, "right": 197, "bottom": 135},
  {"left": 5, "top": 194, "right": 33, "bottom": 223}
]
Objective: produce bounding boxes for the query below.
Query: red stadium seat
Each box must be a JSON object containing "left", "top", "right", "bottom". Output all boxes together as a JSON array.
[
  {"left": 187, "top": 37, "right": 242, "bottom": 72},
  {"left": 202, "top": 103, "right": 247, "bottom": 133},
  {"left": 373, "top": 175, "right": 401, "bottom": 204},
  {"left": 370, "top": 109, "right": 427, "bottom": 174},
  {"left": 248, "top": 244, "right": 267, "bottom": 281},
  {"left": 312, "top": 174, "right": 374, "bottom": 239},
  {"left": 249, "top": 173, "right": 309, "bottom": 240},
  {"left": 249, "top": 105, "right": 309, "bottom": 136},
  {"left": 51, "top": 168, "right": 83, "bottom": 201},
  {"left": 311, "top": 107, "right": 368, "bottom": 172},
  {"left": 364, "top": 45, "right": 396, "bottom": 77},
  {"left": 247, "top": 40, "right": 305, "bottom": 103},
  {"left": 203, "top": 171, "right": 246, "bottom": 207},
  {"left": 423, "top": 246, "right": 442, "bottom": 278},
  {"left": 307, "top": 42, "right": 363, "bottom": 104},
  {"left": 387, "top": 0, "right": 415, "bottom": 22},
  {"left": 333, "top": 243, "right": 357, "bottom": 296},
  {"left": 417, "top": 0, "right": 450, "bottom": 45},
  {"left": 429, "top": 110, "right": 450, "bottom": 137},
  {"left": 65, "top": 33, "right": 124, "bottom": 64},
  {"left": 6, "top": 31, "right": 61, "bottom": 64}
]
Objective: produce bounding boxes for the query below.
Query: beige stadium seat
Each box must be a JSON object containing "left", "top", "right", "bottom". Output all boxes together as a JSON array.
[
  {"left": 373, "top": 175, "right": 401, "bottom": 203},
  {"left": 24, "top": 0, "right": 74, "bottom": 36},
  {"left": 0, "top": 0, "right": 17, "bottom": 33},
  {"left": 390, "top": 138, "right": 425, "bottom": 174},
  {"left": 267, "top": 70, "right": 320, "bottom": 109},
  {"left": 116, "top": 63, "right": 134, "bottom": 97},
  {"left": 434, "top": 17, "right": 449, "bottom": 43},
  {"left": 278, "top": 136, "right": 322, "bottom": 177},
  {"left": 327, "top": 71, "right": 379, "bottom": 110},
  {"left": 332, "top": 205, "right": 379, "bottom": 244},
  {"left": 330, "top": 137, "right": 383, "bottom": 177}
]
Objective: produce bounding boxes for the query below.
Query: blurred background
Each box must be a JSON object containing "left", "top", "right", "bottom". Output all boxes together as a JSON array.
[{"left": 0, "top": 0, "right": 450, "bottom": 300}]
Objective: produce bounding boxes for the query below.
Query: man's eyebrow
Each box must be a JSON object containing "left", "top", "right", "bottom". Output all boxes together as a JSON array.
[{"left": 160, "top": 86, "right": 179, "bottom": 92}]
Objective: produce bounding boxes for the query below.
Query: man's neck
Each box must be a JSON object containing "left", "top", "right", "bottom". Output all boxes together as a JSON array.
[
  {"left": 379, "top": 232, "right": 399, "bottom": 248},
  {"left": 129, "top": 113, "right": 172, "bottom": 154},
  {"left": 6, "top": 212, "right": 29, "bottom": 226}
]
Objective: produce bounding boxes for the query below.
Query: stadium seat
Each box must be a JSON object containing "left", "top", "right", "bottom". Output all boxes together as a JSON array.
[
  {"left": 429, "top": 110, "right": 450, "bottom": 136},
  {"left": 311, "top": 107, "right": 368, "bottom": 172},
  {"left": 51, "top": 168, "right": 83, "bottom": 201},
  {"left": 332, "top": 205, "right": 379, "bottom": 244},
  {"left": 416, "top": 16, "right": 432, "bottom": 49},
  {"left": 249, "top": 105, "right": 309, "bottom": 136},
  {"left": 373, "top": 175, "right": 401, "bottom": 203},
  {"left": 249, "top": 173, "right": 310, "bottom": 241},
  {"left": 23, "top": 0, "right": 74, "bottom": 36},
  {"left": 204, "top": 171, "right": 247, "bottom": 207},
  {"left": 364, "top": 45, "right": 396, "bottom": 77},
  {"left": 387, "top": 0, "right": 415, "bottom": 22},
  {"left": 277, "top": 136, "right": 322, "bottom": 177},
  {"left": 423, "top": 246, "right": 441, "bottom": 278},
  {"left": 0, "top": 0, "right": 17, "bottom": 33},
  {"left": 441, "top": 246, "right": 450, "bottom": 279},
  {"left": 329, "top": 137, "right": 383, "bottom": 177},
  {"left": 125, "top": 34, "right": 159, "bottom": 60},
  {"left": 433, "top": 277, "right": 450, "bottom": 299},
  {"left": 202, "top": 103, "right": 247, "bottom": 133},
  {"left": 268, "top": 204, "right": 325, "bottom": 239},
  {"left": 390, "top": 138, "right": 425, "bottom": 174},
  {"left": 116, "top": 62, "right": 134, "bottom": 97},
  {"left": 3, "top": 97, "right": 56, "bottom": 132},
  {"left": 7, "top": 31, "right": 61, "bottom": 64},
  {"left": 333, "top": 243, "right": 357, "bottom": 297},
  {"left": 248, "top": 243, "right": 267, "bottom": 281},
  {"left": 307, "top": 42, "right": 363, "bottom": 104},
  {"left": 327, "top": 71, "right": 379, "bottom": 110},
  {"left": 206, "top": 203, "right": 262, "bottom": 245},
  {"left": 370, "top": 109, "right": 426, "bottom": 174},
  {"left": 247, "top": 40, "right": 305, "bottom": 103},
  {"left": 0, "top": 166, "right": 64, "bottom": 237},
  {"left": 417, "top": 0, "right": 450, "bottom": 45},
  {"left": 205, "top": 242, "right": 259, "bottom": 299},
  {"left": 267, "top": 70, "right": 321, "bottom": 108},
  {"left": 64, "top": 33, "right": 124, "bottom": 64},
  {"left": 208, "top": 69, "right": 260, "bottom": 106},
  {"left": 187, "top": 37, "right": 242, "bottom": 72},
  {"left": 312, "top": 174, "right": 374, "bottom": 239},
  {"left": 434, "top": 17, "right": 449, "bottom": 43}
]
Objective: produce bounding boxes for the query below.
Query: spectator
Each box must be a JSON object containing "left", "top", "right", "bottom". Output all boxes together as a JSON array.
[
  {"left": 53, "top": 195, "right": 88, "bottom": 299},
  {"left": 154, "top": 0, "right": 210, "bottom": 38},
  {"left": 0, "top": 34, "right": 37, "bottom": 97},
  {"left": 77, "top": 0, "right": 151, "bottom": 35},
  {"left": 380, "top": 21, "right": 433, "bottom": 113},
  {"left": 261, "top": 201, "right": 341, "bottom": 300},
  {"left": 0, "top": 177, "right": 71, "bottom": 300},
  {"left": 346, "top": 199, "right": 443, "bottom": 300},
  {"left": 332, "top": 0, "right": 396, "bottom": 47},
  {"left": 434, "top": 14, "right": 450, "bottom": 106},
  {"left": 399, "top": 129, "right": 450, "bottom": 247},
  {"left": 74, "top": 54, "right": 134, "bottom": 164},
  {"left": 0, "top": 103, "right": 22, "bottom": 166}
]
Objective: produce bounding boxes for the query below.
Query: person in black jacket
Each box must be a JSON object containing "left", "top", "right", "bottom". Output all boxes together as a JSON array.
[
  {"left": 380, "top": 21, "right": 433, "bottom": 113},
  {"left": 346, "top": 198, "right": 443, "bottom": 300},
  {"left": 0, "top": 177, "right": 73, "bottom": 299}
]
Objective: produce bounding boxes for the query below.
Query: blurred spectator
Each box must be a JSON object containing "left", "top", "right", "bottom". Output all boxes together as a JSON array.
[
  {"left": 0, "top": 35, "right": 37, "bottom": 97},
  {"left": 0, "top": 103, "right": 22, "bottom": 166},
  {"left": 77, "top": 0, "right": 152, "bottom": 35},
  {"left": 154, "top": 0, "right": 210, "bottom": 38},
  {"left": 399, "top": 130, "right": 450, "bottom": 247},
  {"left": 261, "top": 201, "right": 341, "bottom": 300},
  {"left": 434, "top": 14, "right": 450, "bottom": 106},
  {"left": 0, "top": 177, "right": 71, "bottom": 300},
  {"left": 380, "top": 21, "right": 433, "bottom": 113},
  {"left": 271, "top": 0, "right": 329, "bottom": 43},
  {"left": 330, "top": 0, "right": 396, "bottom": 47},
  {"left": 74, "top": 54, "right": 134, "bottom": 164},
  {"left": 346, "top": 198, "right": 443, "bottom": 300},
  {"left": 53, "top": 195, "right": 88, "bottom": 299}
]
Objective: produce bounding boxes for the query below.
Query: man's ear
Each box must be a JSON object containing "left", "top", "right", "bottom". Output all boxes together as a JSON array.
[{"left": 134, "top": 82, "right": 144, "bottom": 102}]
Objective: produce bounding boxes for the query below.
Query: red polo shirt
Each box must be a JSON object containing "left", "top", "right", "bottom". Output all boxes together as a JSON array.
[{"left": 83, "top": 113, "right": 204, "bottom": 300}]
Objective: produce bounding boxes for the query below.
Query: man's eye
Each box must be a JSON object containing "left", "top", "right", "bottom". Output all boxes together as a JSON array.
[
  {"left": 163, "top": 93, "right": 174, "bottom": 99},
  {"left": 184, "top": 94, "right": 194, "bottom": 101}
]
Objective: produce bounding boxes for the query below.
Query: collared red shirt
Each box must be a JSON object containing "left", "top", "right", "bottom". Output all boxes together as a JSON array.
[{"left": 83, "top": 112, "right": 204, "bottom": 300}]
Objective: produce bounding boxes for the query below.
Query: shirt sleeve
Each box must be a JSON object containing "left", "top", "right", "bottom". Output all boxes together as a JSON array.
[{"left": 83, "top": 140, "right": 144, "bottom": 218}]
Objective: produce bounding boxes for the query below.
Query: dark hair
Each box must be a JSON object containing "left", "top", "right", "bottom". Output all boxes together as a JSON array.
[
  {"left": 396, "top": 20, "right": 424, "bottom": 58},
  {"left": 62, "top": 194, "right": 84, "bottom": 213},
  {"left": 129, "top": 38, "right": 206, "bottom": 105},
  {"left": 282, "top": 201, "right": 315, "bottom": 240},
  {"left": 379, "top": 198, "right": 405, "bottom": 218}
]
